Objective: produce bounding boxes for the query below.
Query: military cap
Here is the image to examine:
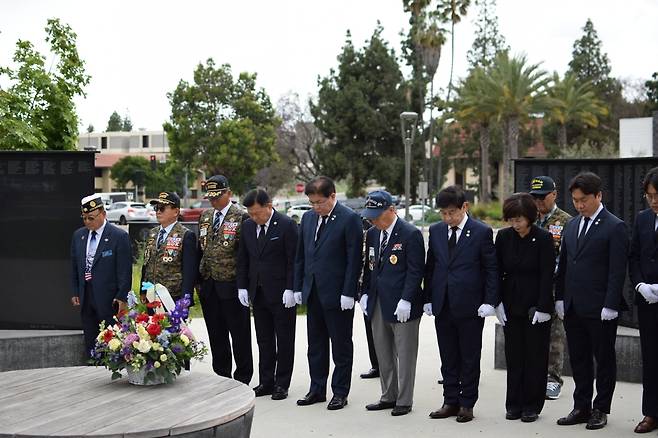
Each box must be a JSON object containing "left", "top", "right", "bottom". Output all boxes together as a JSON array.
[
  {"left": 529, "top": 176, "right": 556, "bottom": 195},
  {"left": 81, "top": 194, "right": 103, "bottom": 213},
  {"left": 149, "top": 191, "right": 180, "bottom": 208},
  {"left": 362, "top": 190, "right": 394, "bottom": 219},
  {"left": 205, "top": 175, "right": 230, "bottom": 198}
]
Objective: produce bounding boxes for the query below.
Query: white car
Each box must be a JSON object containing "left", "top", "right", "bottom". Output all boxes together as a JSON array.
[
  {"left": 287, "top": 204, "right": 312, "bottom": 223},
  {"left": 401, "top": 204, "right": 432, "bottom": 222},
  {"left": 106, "top": 202, "right": 150, "bottom": 224}
]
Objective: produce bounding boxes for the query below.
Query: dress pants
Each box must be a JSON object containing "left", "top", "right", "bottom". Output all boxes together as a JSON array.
[
  {"left": 503, "top": 315, "right": 551, "bottom": 414},
  {"left": 200, "top": 279, "right": 253, "bottom": 384},
  {"left": 371, "top": 298, "right": 420, "bottom": 407},
  {"left": 252, "top": 286, "right": 296, "bottom": 389},
  {"left": 638, "top": 304, "right": 658, "bottom": 417},
  {"left": 363, "top": 313, "right": 379, "bottom": 371},
  {"left": 435, "top": 303, "right": 485, "bottom": 408},
  {"left": 81, "top": 282, "right": 114, "bottom": 357},
  {"left": 306, "top": 284, "right": 354, "bottom": 397},
  {"left": 564, "top": 311, "right": 618, "bottom": 413}
]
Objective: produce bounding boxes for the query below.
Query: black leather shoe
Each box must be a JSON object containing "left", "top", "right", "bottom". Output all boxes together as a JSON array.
[
  {"left": 297, "top": 391, "right": 326, "bottom": 406},
  {"left": 360, "top": 368, "right": 380, "bottom": 379},
  {"left": 586, "top": 409, "right": 607, "bottom": 430},
  {"left": 521, "top": 412, "right": 539, "bottom": 423},
  {"left": 253, "top": 384, "right": 273, "bottom": 397},
  {"left": 557, "top": 408, "right": 591, "bottom": 426},
  {"left": 429, "top": 404, "right": 460, "bottom": 419},
  {"left": 506, "top": 411, "right": 522, "bottom": 420},
  {"left": 392, "top": 405, "right": 412, "bottom": 416},
  {"left": 271, "top": 386, "right": 288, "bottom": 400},
  {"left": 366, "top": 400, "right": 395, "bottom": 411},
  {"left": 327, "top": 395, "right": 348, "bottom": 410},
  {"left": 456, "top": 407, "right": 474, "bottom": 423}
]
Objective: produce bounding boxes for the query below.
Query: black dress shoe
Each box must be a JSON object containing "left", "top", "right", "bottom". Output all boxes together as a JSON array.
[
  {"left": 506, "top": 411, "right": 522, "bottom": 420},
  {"left": 271, "top": 386, "right": 288, "bottom": 400},
  {"left": 297, "top": 391, "right": 326, "bottom": 406},
  {"left": 521, "top": 412, "right": 539, "bottom": 423},
  {"left": 327, "top": 395, "right": 348, "bottom": 410},
  {"left": 253, "top": 384, "right": 273, "bottom": 397},
  {"left": 456, "top": 407, "right": 474, "bottom": 423},
  {"left": 360, "top": 368, "right": 380, "bottom": 379},
  {"left": 586, "top": 409, "right": 607, "bottom": 430},
  {"left": 392, "top": 405, "right": 412, "bottom": 416},
  {"left": 557, "top": 408, "right": 591, "bottom": 426},
  {"left": 429, "top": 404, "right": 460, "bottom": 419},
  {"left": 635, "top": 416, "right": 658, "bottom": 433},
  {"left": 366, "top": 400, "right": 396, "bottom": 411}
]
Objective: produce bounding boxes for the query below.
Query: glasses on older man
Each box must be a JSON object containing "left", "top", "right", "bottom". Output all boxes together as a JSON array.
[
  {"left": 81, "top": 212, "right": 102, "bottom": 222},
  {"left": 155, "top": 205, "right": 170, "bottom": 212}
]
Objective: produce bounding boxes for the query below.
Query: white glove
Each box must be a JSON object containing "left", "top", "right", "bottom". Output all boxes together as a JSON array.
[
  {"left": 495, "top": 303, "right": 507, "bottom": 326},
  {"left": 639, "top": 283, "right": 658, "bottom": 304},
  {"left": 282, "top": 289, "right": 296, "bottom": 308},
  {"left": 358, "top": 294, "right": 368, "bottom": 316},
  {"left": 423, "top": 303, "right": 433, "bottom": 316},
  {"left": 555, "top": 300, "right": 565, "bottom": 320},
  {"left": 601, "top": 307, "right": 618, "bottom": 321},
  {"left": 477, "top": 303, "right": 496, "bottom": 318},
  {"left": 238, "top": 289, "right": 249, "bottom": 307},
  {"left": 294, "top": 291, "right": 302, "bottom": 305},
  {"left": 340, "top": 295, "right": 355, "bottom": 311},
  {"left": 532, "top": 311, "right": 552, "bottom": 325},
  {"left": 394, "top": 299, "right": 412, "bottom": 323}
]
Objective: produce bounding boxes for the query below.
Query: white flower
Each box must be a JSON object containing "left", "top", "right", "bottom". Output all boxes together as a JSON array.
[
  {"left": 154, "top": 361, "right": 161, "bottom": 368},
  {"left": 134, "top": 339, "right": 152, "bottom": 353},
  {"left": 160, "top": 354, "right": 168, "bottom": 362}
]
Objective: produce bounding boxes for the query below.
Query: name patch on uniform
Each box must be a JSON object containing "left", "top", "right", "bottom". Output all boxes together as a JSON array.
[{"left": 199, "top": 228, "right": 207, "bottom": 237}]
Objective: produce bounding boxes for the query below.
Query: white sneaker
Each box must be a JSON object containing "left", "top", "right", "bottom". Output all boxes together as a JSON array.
[{"left": 546, "top": 381, "right": 561, "bottom": 400}]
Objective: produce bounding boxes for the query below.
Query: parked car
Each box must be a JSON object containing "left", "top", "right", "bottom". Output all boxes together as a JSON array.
[
  {"left": 145, "top": 204, "right": 158, "bottom": 223},
  {"left": 401, "top": 204, "right": 433, "bottom": 223},
  {"left": 179, "top": 199, "right": 212, "bottom": 222},
  {"left": 106, "top": 202, "right": 150, "bottom": 224},
  {"left": 287, "top": 204, "right": 312, "bottom": 223}
]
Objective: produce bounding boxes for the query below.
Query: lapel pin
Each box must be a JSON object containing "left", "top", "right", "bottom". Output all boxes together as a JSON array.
[
  {"left": 532, "top": 237, "right": 536, "bottom": 242},
  {"left": 104, "top": 238, "right": 109, "bottom": 242},
  {"left": 331, "top": 215, "right": 336, "bottom": 221},
  {"left": 273, "top": 221, "right": 277, "bottom": 225}
]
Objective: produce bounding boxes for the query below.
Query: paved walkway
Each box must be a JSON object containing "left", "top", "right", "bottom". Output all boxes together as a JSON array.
[{"left": 188, "top": 315, "right": 644, "bottom": 437}]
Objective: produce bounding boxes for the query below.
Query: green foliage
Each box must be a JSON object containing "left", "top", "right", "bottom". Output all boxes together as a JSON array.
[
  {"left": 111, "top": 156, "right": 183, "bottom": 197},
  {"left": 647, "top": 72, "right": 658, "bottom": 112},
  {"left": 469, "top": 201, "right": 503, "bottom": 227},
  {"left": 0, "top": 18, "right": 90, "bottom": 151},
  {"left": 558, "top": 140, "right": 618, "bottom": 159},
  {"left": 106, "top": 111, "right": 122, "bottom": 131},
  {"left": 164, "top": 59, "right": 278, "bottom": 194},
  {"left": 466, "top": 0, "right": 508, "bottom": 70},
  {"left": 121, "top": 115, "right": 133, "bottom": 132}
]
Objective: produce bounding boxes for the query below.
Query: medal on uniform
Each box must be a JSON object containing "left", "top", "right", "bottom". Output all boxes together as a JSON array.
[
  {"left": 223, "top": 241, "right": 229, "bottom": 247},
  {"left": 389, "top": 254, "right": 398, "bottom": 265}
]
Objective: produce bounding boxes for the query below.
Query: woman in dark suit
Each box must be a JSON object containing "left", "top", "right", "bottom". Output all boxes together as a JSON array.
[{"left": 495, "top": 193, "right": 555, "bottom": 422}]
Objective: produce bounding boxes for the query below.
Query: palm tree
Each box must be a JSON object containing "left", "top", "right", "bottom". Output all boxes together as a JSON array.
[
  {"left": 485, "top": 53, "right": 550, "bottom": 198},
  {"left": 547, "top": 72, "right": 608, "bottom": 149},
  {"left": 436, "top": 0, "right": 471, "bottom": 103}
]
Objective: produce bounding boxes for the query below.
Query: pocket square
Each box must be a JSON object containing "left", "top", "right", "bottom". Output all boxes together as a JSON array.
[{"left": 101, "top": 250, "right": 113, "bottom": 257}]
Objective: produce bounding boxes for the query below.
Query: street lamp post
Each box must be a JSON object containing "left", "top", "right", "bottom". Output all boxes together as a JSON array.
[{"left": 400, "top": 111, "right": 418, "bottom": 221}]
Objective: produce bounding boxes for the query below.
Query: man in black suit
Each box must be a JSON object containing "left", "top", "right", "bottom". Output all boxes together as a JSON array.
[
  {"left": 237, "top": 189, "right": 298, "bottom": 401},
  {"left": 71, "top": 195, "right": 132, "bottom": 356},
  {"left": 361, "top": 191, "right": 425, "bottom": 416},
  {"left": 294, "top": 176, "right": 363, "bottom": 410},
  {"left": 424, "top": 185, "right": 500, "bottom": 423},
  {"left": 629, "top": 167, "right": 658, "bottom": 433},
  {"left": 555, "top": 171, "right": 628, "bottom": 430}
]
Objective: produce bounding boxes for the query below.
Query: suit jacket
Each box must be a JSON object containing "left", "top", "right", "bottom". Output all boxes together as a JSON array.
[
  {"left": 424, "top": 216, "right": 499, "bottom": 318},
  {"left": 555, "top": 207, "right": 629, "bottom": 318},
  {"left": 361, "top": 217, "right": 425, "bottom": 323},
  {"left": 495, "top": 225, "right": 555, "bottom": 317},
  {"left": 293, "top": 202, "right": 363, "bottom": 310},
  {"left": 70, "top": 222, "right": 132, "bottom": 311},
  {"left": 237, "top": 210, "right": 298, "bottom": 304},
  {"left": 629, "top": 208, "right": 658, "bottom": 307}
]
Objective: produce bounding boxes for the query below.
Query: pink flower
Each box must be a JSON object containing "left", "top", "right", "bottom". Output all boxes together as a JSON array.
[{"left": 180, "top": 326, "right": 194, "bottom": 340}]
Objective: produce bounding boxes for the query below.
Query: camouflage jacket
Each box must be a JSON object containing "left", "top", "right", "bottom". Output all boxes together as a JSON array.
[
  {"left": 537, "top": 205, "right": 572, "bottom": 260},
  {"left": 142, "top": 222, "right": 190, "bottom": 299},
  {"left": 198, "top": 203, "right": 246, "bottom": 282}
]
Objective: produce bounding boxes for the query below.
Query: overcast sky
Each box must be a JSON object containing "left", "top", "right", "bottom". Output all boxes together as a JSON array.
[{"left": 1, "top": 0, "right": 657, "bottom": 131}]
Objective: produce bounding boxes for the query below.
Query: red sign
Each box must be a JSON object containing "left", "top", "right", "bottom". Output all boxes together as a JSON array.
[{"left": 295, "top": 183, "right": 304, "bottom": 193}]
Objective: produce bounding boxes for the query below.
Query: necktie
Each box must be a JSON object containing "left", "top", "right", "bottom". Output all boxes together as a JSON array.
[
  {"left": 577, "top": 216, "right": 590, "bottom": 248},
  {"left": 85, "top": 230, "right": 97, "bottom": 278},
  {"left": 315, "top": 215, "right": 328, "bottom": 243},
  {"left": 448, "top": 226, "right": 458, "bottom": 257},
  {"left": 157, "top": 228, "right": 166, "bottom": 249},
  {"left": 379, "top": 229, "right": 389, "bottom": 266},
  {"left": 213, "top": 211, "right": 222, "bottom": 235},
  {"left": 257, "top": 224, "right": 267, "bottom": 249}
]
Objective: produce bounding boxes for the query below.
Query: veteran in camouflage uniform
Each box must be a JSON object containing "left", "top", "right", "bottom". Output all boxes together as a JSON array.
[
  {"left": 140, "top": 192, "right": 197, "bottom": 304},
  {"left": 198, "top": 175, "right": 253, "bottom": 384},
  {"left": 530, "top": 176, "right": 572, "bottom": 400}
]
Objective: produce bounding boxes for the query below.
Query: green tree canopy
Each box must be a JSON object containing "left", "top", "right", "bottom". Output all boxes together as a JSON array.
[
  {"left": 0, "top": 18, "right": 90, "bottom": 150},
  {"left": 111, "top": 156, "right": 182, "bottom": 197},
  {"left": 466, "top": 0, "right": 508, "bottom": 70},
  {"left": 164, "top": 59, "right": 278, "bottom": 194},
  {"left": 106, "top": 111, "right": 122, "bottom": 131},
  {"left": 647, "top": 72, "right": 658, "bottom": 113}
]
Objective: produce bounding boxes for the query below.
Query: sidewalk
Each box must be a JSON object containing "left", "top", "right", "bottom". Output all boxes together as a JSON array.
[{"left": 189, "top": 315, "right": 643, "bottom": 437}]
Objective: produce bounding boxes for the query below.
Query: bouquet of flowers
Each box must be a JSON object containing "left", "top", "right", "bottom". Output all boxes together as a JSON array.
[{"left": 91, "top": 290, "right": 207, "bottom": 384}]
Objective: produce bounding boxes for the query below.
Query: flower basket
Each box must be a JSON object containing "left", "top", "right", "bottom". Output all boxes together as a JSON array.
[{"left": 91, "top": 289, "right": 207, "bottom": 385}]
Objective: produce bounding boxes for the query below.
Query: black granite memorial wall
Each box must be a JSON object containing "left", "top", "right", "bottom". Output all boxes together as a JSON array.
[{"left": 0, "top": 151, "right": 95, "bottom": 329}]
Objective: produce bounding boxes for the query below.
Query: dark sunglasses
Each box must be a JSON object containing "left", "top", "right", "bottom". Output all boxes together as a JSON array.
[{"left": 155, "top": 205, "right": 170, "bottom": 212}]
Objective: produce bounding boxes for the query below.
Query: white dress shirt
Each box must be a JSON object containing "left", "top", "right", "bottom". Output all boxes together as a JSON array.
[
  {"left": 577, "top": 203, "right": 604, "bottom": 237},
  {"left": 447, "top": 213, "right": 469, "bottom": 243}
]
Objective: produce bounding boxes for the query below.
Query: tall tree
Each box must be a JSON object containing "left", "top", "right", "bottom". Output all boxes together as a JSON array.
[
  {"left": 111, "top": 156, "right": 182, "bottom": 197},
  {"left": 121, "top": 115, "right": 133, "bottom": 132},
  {"left": 647, "top": 72, "right": 658, "bottom": 113},
  {"left": 436, "top": 0, "right": 471, "bottom": 103},
  {"left": 106, "top": 111, "right": 122, "bottom": 131},
  {"left": 0, "top": 18, "right": 90, "bottom": 151},
  {"left": 164, "top": 59, "right": 279, "bottom": 194},
  {"left": 466, "top": 0, "right": 508, "bottom": 70}
]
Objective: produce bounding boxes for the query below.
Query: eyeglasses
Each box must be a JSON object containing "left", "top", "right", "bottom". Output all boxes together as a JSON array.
[
  {"left": 155, "top": 205, "right": 169, "bottom": 212},
  {"left": 645, "top": 193, "right": 658, "bottom": 202},
  {"left": 81, "top": 213, "right": 101, "bottom": 222}
]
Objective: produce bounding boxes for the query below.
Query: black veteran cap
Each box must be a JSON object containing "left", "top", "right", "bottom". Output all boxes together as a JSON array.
[
  {"left": 81, "top": 195, "right": 103, "bottom": 213},
  {"left": 363, "top": 190, "right": 394, "bottom": 219},
  {"left": 204, "top": 175, "right": 229, "bottom": 198},
  {"left": 150, "top": 191, "right": 180, "bottom": 208},
  {"left": 529, "top": 176, "right": 556, "bottom": 195}
]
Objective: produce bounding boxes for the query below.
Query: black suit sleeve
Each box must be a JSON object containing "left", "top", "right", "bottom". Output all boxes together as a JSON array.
[
  {"left": 284, "top": 219, "right": 298, "bottom": 291},
  {"left": 629, "top": 215, "right": 643, "bottom": 287},
  {"left": 481, "top": 226, "right": 499, "bottom": 306},
  {"left": 537, "top": 231, "right": 556, "bottom": 313},
  {"left": 424, "top": 227, "right": 435, "bottom": 304},
  {"left": 605, "top": 220, "right": 629, "bottom": 311},
  {"left": 237, "top": 224, "right": 250, "bottom": 290},
  {"left": 342, "top": 213, "right": 364, "bottom": 298},
  {"left": 402, "top": 228, "right": 425, "bottom": 303},
  {"left": 181, "top": 230, "right": 198, "bottom": 296},
  {"left": 115, "top": 230, "right": 132, "bottom": 302},
  {"left": 71, "top": 233, "right": 80, "bottom": 297}
]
